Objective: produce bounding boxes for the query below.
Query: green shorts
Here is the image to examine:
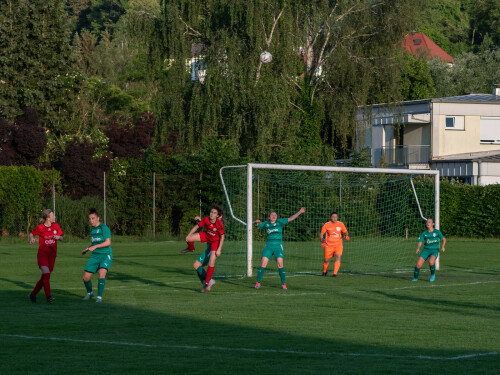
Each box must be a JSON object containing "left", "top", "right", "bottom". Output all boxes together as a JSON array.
[
  {"left": 262, "top": 242, "right": 284, "bottom": 260},
  {"left": 85, "top": 253, "right": 113, "bottom": 273},
  {"left": 196, "top": 243, "right": 213, "bottom": 266},
  {"left": 419, "top": 249, "right": 439, "bottom": 261}
]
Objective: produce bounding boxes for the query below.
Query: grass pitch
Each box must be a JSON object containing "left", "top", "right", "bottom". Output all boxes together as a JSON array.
[{"left": 0, "top": 239, "right": 499, "bottom": 374}]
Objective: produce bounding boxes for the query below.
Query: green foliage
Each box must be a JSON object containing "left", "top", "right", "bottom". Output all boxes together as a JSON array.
[
  {"left": 440, "top": 180, "right": 500, "bottom": 238},
  {"left": 0, "top": 0, "right": 83, "bottom": 124},
  {"left": 86, "top": 77, "right": 148, "bottom": 117},
  {"left": 0, "top": 166, "right": 43, "bottom": 235},
  {"left": 415, "top": 0, "right": 470, "bottom": 56},
  {"left": 466, "top": 0, "right": 500, "bottom": 49},
  {"left": 400, "top": 53, "right": 436, "bottom": 100},
  {"left": 76, "top": 0, "right": 128, "bottom": 38},
  {"left": 145, "top": 0, "right": 421, "bottom": 160},
  {"left": 429, "top": 48, "right": 500, "bottom": 97},
  {"left": 43, "top": 195, "right": 114, "bottom": 238}
]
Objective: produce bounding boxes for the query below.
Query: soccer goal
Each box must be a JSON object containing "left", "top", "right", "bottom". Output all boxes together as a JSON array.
[{"left": 219, "top": 163, "right": 439, "bottom": 277}]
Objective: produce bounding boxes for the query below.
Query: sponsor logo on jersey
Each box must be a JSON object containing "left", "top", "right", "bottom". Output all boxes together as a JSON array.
[{"left": 336, "top": 227, "right": 341, "bottom": 231}]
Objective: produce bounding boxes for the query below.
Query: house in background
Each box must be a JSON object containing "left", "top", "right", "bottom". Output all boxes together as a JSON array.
[
  {"left": 356, "top": 87, "right": 500, "bottom": 185},
  {"left": 402, "top": 32, "right": 454, "bottom": 65}
]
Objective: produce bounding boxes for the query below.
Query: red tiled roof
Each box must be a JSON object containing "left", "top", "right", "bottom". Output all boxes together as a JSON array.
[{"left": 402, "top": 33, "right": 454, "bottom": 63}]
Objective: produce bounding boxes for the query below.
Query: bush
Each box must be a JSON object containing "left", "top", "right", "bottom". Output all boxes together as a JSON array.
[
  {"left": 0, "top": 166, "right": 42, "bottom": 235},
  {"left": 43, "top": 195, "right": 115, "bottom": 238},
  {"left": 440, "top": 180, "right": 500, "bottom": 238}
]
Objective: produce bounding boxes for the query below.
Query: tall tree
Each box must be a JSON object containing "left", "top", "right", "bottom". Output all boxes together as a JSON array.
[
  {"left": 0, "top": 0, "right": 82, "bottom": 126},
  {"left": 429, "top": 47, "right": 500, "bottom": 97},
  {"left": 137, "top": 0, "right": 422, "bottom": 161}
]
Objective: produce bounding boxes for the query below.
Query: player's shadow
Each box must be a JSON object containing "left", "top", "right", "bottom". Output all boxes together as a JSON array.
[
  {"left": 107, "top": 271, "right": 170, "bottom": 287},
  {"left": 107, "top": 270, "right": 200, "bottom": 291},
  {"left": 372, "top": 290, "right": 500, "bottom": 315},
  {"left": 446, "top": 265, "right": 500, "bottom": 276},
  {"left": 0, "top": 277, "right": 33, "bottom": 290}
]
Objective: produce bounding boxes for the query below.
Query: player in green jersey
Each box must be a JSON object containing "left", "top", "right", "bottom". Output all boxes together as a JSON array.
[
  {"left": 81, "top": 208, "right": 112, "bottom": 302},
  {"left": 413, "top": 218, "right": 446, "bottom": 282},
  {"left": 254, "top": 207, "right": 306, "bottom": 290}
]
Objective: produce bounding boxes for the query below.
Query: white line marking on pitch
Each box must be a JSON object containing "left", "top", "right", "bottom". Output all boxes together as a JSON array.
[{"left": 2, "top": 334, "right": 498, "bottom": 361}]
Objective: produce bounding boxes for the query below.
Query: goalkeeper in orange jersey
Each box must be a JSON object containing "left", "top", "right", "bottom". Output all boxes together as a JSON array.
[{"left": 320, "top": 211, "right": 349, "bottom": 277}]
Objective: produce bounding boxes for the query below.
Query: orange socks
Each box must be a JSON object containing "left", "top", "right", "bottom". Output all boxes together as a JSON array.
[
  {"left": 323, "top": 261, "right": 329, "bottom": 273},
  {"left": 333, "top": 261, "right": 341, "bottom": 275}
]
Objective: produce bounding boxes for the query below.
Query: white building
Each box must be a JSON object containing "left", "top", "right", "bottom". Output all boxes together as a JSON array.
[{"left": 356, "top": 87, "right": 500, "bottom": 185}]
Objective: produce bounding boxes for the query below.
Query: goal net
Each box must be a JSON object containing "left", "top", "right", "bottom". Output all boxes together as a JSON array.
[{"left": 217, "top": 163, "right": 439, "bottom": 277}]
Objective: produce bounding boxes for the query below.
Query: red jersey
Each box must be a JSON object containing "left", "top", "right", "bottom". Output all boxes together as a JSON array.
[
  {"left": 31, "top": 223, "right": 63, "bottom": 256},
  {"left": 198, "top": 217, "right": 225, "bottom": 243}
]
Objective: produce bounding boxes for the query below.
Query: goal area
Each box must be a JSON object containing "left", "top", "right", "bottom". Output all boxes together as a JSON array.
[{"left": 217, "top": 163, "right": 439, "bottom": 277}]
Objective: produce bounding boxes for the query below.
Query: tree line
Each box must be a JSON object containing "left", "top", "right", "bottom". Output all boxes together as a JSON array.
[{"left": 1, "top": 0, "right": 500, "bottom": 236}]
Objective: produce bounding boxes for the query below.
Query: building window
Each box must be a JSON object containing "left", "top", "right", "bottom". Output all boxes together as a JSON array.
[
  {"left": 480, "top": 117, "right": 500, "bottom": 144},
  {"left": 445, "top": 116, "right": 464, "bottom": 130}
]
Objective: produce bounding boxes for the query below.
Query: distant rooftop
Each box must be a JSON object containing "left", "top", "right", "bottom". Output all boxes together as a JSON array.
[
  {"left": 433, "top": 93, "right": 500, "bottom": 103},
  {"left": 433, "top": 150, "right": 500, "bottom": 162},
  {"left": 402, "top": 32, "right": 454, "bottom": 63}
]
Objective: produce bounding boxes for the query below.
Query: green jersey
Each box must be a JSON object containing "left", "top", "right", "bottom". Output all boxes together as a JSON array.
[
  {"left": 258, "top": 218, "right": 289, "bottom": 243},
  {"left": 90, "top": 223, "right": 112, "bottom": 255},
  {"left": 418, "top": 229, "right": 444, "bottom": 251}
]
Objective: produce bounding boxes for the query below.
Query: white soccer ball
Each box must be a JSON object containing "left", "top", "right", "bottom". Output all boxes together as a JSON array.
[{"left": 260, "top": 51, "right": 272, "bottom": 63}]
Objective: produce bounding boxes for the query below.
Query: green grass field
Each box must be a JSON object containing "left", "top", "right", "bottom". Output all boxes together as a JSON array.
[{"left": 0, "top": 239, "right": 499, "bottom": 374}]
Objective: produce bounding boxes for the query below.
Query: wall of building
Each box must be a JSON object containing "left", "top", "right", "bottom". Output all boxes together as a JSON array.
[
  {"left": 404, "top": 123, "right": 430, "bottom": 146},
  {"left": 432, "top": 102, "right": 500, "bottom": 158}
]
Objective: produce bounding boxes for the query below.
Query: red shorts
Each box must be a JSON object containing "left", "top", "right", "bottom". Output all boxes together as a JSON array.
[
  {"left": 199, "top": 232, "right": 219, "bottom": 251},
  {"left": 324, "top": 244, "right": 343, "bottom": 259},
  {"left": 37, "top": 253, "right": 57, "bottom": 272}
]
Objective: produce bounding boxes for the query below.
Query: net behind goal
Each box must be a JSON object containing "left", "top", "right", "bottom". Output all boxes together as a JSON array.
[{"left": 217, "top": 164, "right": 439, "bottom": 277}]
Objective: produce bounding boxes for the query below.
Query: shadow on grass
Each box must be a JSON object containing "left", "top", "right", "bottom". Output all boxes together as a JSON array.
[
  {"left": 372, "top": 290, "right": 500, "bottom": 313},
  {"left": 0, "top": 288, "right": 498, "bottom": 375}
]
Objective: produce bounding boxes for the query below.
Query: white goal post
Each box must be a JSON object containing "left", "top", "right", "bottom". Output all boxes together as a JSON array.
[{"left": 220, "top": 163, "right": 440, "bottom": 277}]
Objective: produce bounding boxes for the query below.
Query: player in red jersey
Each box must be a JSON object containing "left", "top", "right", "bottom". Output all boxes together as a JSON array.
[
  {"left": 184, "top": 204, "right": 225, "bottom": 292},
  {"left": 28, "top": 209, "right": 63, "bottom": 303}
]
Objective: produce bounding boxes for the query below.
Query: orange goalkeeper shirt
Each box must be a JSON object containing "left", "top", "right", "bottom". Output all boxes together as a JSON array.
[{"left": 321, "top": 221, "right": 347, "bottom": 245}]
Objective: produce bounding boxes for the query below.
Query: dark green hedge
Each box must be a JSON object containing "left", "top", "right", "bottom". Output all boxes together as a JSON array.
[
  {"left": 440, "top": 180, "right": 500, "bottom": 238},
  {"left": 1, "top": 164, "right": 499, "bottom": 239}
]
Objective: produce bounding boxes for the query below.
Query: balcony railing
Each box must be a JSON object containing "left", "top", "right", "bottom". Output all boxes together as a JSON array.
[{"left": 373, "top": 145, "right": 430, "bottom": 167}]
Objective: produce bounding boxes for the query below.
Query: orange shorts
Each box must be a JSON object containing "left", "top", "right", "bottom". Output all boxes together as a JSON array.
[{"left": 324, "top": 244, "right": 343, "bottom": 259}]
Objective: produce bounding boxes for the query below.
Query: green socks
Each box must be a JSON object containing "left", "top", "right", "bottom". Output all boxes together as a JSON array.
[
  {"left": 84, "top": 280, "right": 92, "bottom": 293},
  {"left": 257, "top": 267, "right": 266, "bottom": 283},
  {"left": 196, "top": 266, "right": 207, "bottom": 285},
  {"left": 430, "top": 265, "right": 436, "bottom": 276},
  {"left": 97, "top": 278, "right": 105, "bottom": 298},
  {"left": 256, "top": 267, "right": 285, "bottom": 284},
  {"left": 278, "top": 267, "right": 286, "bottom": 284},
  {"left": 414, "top": 267, "right": 420, "bottom": 279}
]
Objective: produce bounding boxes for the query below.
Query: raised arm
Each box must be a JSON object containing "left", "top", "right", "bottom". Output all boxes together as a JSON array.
[{"left": 288, "top": 207, "right": 306, "bottom": 223}]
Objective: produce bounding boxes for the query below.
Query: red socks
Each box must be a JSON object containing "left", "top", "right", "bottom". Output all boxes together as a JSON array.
[
  {"left": 187, "top": 241, "right": 195, "bottom": 251},
  {"left": 32, "top": 273, "right": 51, "bottom": 297},
  {"left": 205, "top": 266, "right": 215, "bottom": 285},
  {"left": 42, "top": 273, "right": 51, "bottom": 297},
  {"left": 32, "top": 277, "right": 44, "bottom": 296}
]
